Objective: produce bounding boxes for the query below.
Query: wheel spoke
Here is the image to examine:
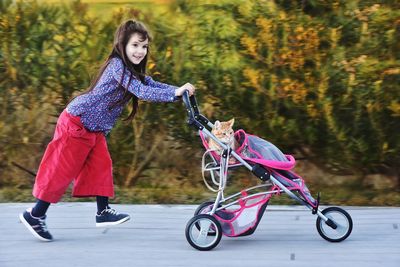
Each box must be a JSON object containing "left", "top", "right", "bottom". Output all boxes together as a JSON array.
[
  {"left": 335, "top": 224, "right": 346, "bottom": 234},
  {"left": 196, "top": 220, "right": 212, "bottom": 245}
]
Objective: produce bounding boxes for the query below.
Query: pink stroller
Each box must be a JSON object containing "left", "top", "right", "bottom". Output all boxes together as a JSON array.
[{"left": 182, "top": 92, "right": 353, "bottom": 251}]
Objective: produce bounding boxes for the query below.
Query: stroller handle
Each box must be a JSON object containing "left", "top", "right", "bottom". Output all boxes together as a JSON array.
[{"left": 182, "top": 90, "right": 210, "bottom": 130}]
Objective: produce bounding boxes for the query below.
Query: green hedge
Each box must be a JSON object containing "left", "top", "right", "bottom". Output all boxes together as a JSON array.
[{"left": 0, "top": 0, "right": 399, "bottom": 204}]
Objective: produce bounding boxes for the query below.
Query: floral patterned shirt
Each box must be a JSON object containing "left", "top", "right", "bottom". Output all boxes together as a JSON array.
[{"left": 67, "top": 57, "right": 178, "bottom": 134}]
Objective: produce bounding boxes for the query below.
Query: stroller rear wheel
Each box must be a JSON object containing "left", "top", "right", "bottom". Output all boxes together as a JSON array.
[
  {"left": 316, "top": 207, "right": 353, "bottom": 242},
  {"left": 194, "top": 201, "right": 216, "bottom": 216},
  {"left": 185, "top": 214, "right": 222, "bottom": 251}
]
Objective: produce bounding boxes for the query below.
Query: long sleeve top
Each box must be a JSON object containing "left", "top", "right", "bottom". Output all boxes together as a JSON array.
[{"left": 67, "top": 57, "right": 178, "bottom": 134}]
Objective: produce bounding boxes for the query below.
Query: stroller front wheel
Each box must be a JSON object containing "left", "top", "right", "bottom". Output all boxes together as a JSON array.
[
  {"left": 194, "top": 201, "right": 219, "bottom": 235},
  {"left": 185, "top": 214, "right": 222, "bottom": 251},
  {"left": 316, "top": 207, "right": 353, "bottom": 242}
]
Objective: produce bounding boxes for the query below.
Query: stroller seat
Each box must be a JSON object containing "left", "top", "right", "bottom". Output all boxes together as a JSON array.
[{"left": 200, "top": 130, "right": 296, "bottom": 171}]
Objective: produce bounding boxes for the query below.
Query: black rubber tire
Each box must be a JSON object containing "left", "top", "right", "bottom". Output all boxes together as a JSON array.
[
  {"left": 185, "top": 214, "right": 222, "bottom": 251},
  {"left": 316, "top": 207, "right": 353, "bottom": 242},
  {"left": 194, "top": 201, "right": 215, "bottom": 216}
]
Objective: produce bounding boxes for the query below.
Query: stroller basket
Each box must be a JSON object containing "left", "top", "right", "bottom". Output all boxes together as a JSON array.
[{"left": 200, "top": 193, "right": 270, "bottom": 237}]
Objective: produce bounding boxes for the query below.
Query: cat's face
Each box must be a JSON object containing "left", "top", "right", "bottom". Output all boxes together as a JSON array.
[{"left": 212, "top": 118, "right": 235, "bottom": 144}]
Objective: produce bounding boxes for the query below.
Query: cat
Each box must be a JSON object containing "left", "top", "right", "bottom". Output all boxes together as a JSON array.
[{"left": 208, "top": 118, "right": 239, "bottom": 164}]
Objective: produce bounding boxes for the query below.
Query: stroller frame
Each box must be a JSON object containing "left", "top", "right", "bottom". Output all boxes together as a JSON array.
[{"left": 182, "top": 92, "right": 353, "bottom": 251}]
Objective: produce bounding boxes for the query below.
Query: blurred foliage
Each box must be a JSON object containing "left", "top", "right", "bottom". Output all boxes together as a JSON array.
[{"left": 0, "top": 0, "right": 399, "bottom": 205}]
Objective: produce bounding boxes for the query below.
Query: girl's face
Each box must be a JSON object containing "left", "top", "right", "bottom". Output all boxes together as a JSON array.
[{"left": 125, "top": 33, "right": 149, "bottom": 65}]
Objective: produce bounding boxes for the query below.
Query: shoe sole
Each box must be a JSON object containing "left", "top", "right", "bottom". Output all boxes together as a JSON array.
[
  {"left": 19, "top": 213, "right": 53, "bottom": 242},
  {"left": 95, "top": 216, "right": 131, "bottom": 227}
]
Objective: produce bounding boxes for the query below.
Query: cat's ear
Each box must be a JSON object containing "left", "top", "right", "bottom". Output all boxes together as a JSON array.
[
  {"left": 228, "top": 118, "right": 235, "bottom": 127},
  {"left": 214, "top": 120, "right": 221, "bottom": 129}
]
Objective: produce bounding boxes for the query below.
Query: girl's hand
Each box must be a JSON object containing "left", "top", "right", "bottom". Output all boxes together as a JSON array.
[{"left": 175, "top": 83, "right": 195, "bottom": 97}]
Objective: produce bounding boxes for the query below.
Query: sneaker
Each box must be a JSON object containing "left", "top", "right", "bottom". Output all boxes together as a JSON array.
[
  {"left": 19, "top": 208, "right": 53, "bottom": 242},
  {"left": 96, "top": 208, "right": 130, "bottom": 227}
]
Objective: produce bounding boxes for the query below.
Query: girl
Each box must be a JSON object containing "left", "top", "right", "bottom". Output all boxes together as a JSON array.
[{"left": 19, "top": 20, "right": 195, "bottom": 242}]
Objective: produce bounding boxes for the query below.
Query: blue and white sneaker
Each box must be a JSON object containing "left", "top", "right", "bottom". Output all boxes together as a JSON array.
[
  {"left": 19, "top": 208, "right": 53, "bottom": 242},
  {"left": 96, "top": 208, "right": 130, "bottom": 227}
]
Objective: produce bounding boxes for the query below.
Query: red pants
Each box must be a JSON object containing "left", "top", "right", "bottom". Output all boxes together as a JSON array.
[{"left": 33, "top": 110, "right": 114, "bottom": 203}]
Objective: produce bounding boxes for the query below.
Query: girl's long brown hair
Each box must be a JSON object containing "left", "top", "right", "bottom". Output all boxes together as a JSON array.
[{"left": 76, "top": 20, "right": 152, "bottom": 121}]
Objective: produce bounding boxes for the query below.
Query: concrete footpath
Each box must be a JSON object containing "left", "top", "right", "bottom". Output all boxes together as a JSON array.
[{"left": 0, "top": 203, "right": 399, "bottom": 267}]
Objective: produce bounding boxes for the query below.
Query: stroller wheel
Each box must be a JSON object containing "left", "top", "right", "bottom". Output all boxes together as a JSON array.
[
  {"left": 194, "top": 201, "right": 220, "bottom": 235},
  {"left": 185, "top": 214, "right": 222, "bottom": 251},
  {"left": 194, "top": 201, "right": 216, "bottom": 216},
  {"left": 316, "top": 207, "right": 353, "bottom": 242}
]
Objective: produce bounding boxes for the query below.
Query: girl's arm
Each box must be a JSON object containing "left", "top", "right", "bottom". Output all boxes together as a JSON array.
[
  {"left": 109, "top": 57, "right": 177, "bottom": 102},
  {"left": 145, "top": 76, "right": 195, "bottom": 97},
  {"left": 145, "top": 76, "right": 175, "bottom": 90}
]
